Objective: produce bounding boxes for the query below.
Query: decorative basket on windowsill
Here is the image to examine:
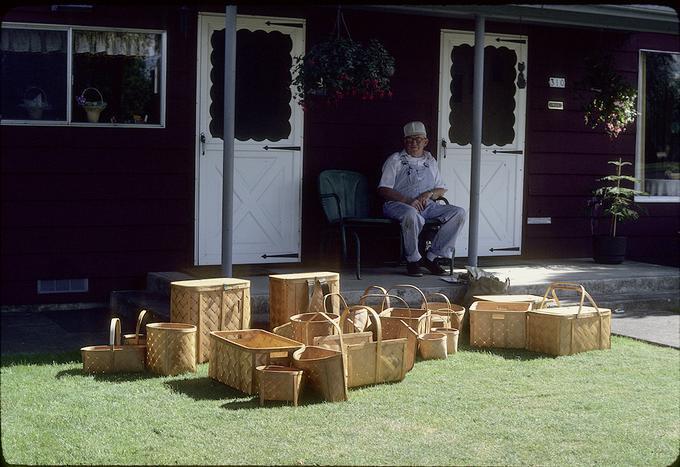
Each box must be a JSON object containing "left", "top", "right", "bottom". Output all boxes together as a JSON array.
[
  {"left": 77, "top": 87, "right": 107, "bottom": 123},
  {"left": 19, "top": 87, "right": 51, "bottom": 119}
]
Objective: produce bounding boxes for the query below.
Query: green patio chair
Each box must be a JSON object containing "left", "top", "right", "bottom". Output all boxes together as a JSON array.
[{"left": 319, "top": 169, "right": 452, "bottom": 279}]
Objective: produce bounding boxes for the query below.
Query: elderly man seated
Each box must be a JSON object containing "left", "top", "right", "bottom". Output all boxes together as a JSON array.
[{"left": 378, "top": 121, "right": 466, "bottom": 277}]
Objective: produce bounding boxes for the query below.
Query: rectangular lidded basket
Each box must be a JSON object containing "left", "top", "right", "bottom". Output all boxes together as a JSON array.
[
  {"left": 268, "top": 272, "right": 339, "bottom": 329},
  {"left": 209, "top": 329, "right": 304, "bottom": 395},
  {"left": 469, "top": 301, "right": 532, "bottom": 349},
  {"left": 526, "top": 306, "right": 612, "bottom": 356},
  {"left": 170, "top": 278, "right": 251, "bottom": 364}
]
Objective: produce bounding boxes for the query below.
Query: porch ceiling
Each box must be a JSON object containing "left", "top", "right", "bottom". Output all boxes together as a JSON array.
[{"left": 354, "top": 4, "right": 679, "bottom": 35}]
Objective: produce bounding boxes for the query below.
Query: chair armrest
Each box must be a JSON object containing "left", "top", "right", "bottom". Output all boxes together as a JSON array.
[
  {"left": 320, "top": 192, "right": 344, "bottom": 221},
  {"left": 435, "top": 196, "right": 450, "bottom": 205}
]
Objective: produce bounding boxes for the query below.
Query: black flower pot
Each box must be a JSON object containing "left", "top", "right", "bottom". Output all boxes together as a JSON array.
[{"left": 593, "top": 236, "right": 627, "bottom": 264}]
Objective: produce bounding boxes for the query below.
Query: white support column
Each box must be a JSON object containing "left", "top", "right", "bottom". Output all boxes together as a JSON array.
[{"left": 221, "top": 6, "right": 237, "bottom": 276}]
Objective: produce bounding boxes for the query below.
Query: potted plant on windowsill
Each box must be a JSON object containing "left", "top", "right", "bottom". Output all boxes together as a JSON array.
[{"left": 588, "top": 158, "right": 646, "bottom": 264}]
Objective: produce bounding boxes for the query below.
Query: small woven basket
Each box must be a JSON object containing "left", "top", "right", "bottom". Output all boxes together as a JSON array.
[
  {"left": 432, "top": 327, "right": 460, "bottom": 354},
  {"left": 81, "top": 318, "right": 145, "bottom": 373},
  {"left": 289, "top": 311, "right": 340, "bottom": 345},
  {"left": 423, "top": 293, "right": 466, "bottom": 330},
  {"left": 146, "top": 322, "right": 197, "bottom": 376},
  {"left": 418, "top": 332, "right": 448, "bottom": 360},
  {"left": 256, "top": 365, "right": 304, "bottom": 407}
]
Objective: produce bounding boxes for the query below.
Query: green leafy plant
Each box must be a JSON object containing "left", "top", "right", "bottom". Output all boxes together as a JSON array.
[
  {"left": 583, "top": 54, "right": 637, "bottom": 139},
  {"left": 589, "top": 158, "right": 646, "bottom": 237},
  {"left": 292, "top": 37, "right": 395, "bottom": 108}
]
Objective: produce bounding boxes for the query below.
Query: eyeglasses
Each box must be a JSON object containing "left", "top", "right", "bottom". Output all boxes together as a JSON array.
[{"left": 404, "top": 136, "right": 427, "bottom": 143}]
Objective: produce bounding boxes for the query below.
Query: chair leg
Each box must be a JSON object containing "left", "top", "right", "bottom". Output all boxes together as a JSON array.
[
  {"left": 450, "top": 248, "right": 455, "bottom": 275},
  {"left": 351, "top": 230, "right": 361, "bottom": 280}
]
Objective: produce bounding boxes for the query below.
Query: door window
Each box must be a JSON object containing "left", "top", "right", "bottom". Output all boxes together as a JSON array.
[
  {"left": 208, "top": 28, "right": 293, "bottom": 141},
  {"left": 449, "top": 44, "right": 518, "bottom": 146}
]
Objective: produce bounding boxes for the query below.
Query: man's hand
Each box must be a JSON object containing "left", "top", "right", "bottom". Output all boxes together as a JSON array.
[{"left": 409, "top": 191, "right": 432, "bottom": 212}]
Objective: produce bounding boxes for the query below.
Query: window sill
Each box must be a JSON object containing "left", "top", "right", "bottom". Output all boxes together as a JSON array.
[
  {"left": 1, "top": 120, "right": 164, "bottom": 128},
  {"left": 635, "top": 195, "right": 680, "bottom": 204}
]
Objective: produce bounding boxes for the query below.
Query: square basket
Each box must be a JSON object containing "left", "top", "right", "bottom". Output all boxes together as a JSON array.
[
  {"left": 469, "top": 301, "right": 532, "bottom": 349},
  {"left": 208, "top": 329, "right": 304, "bottom": 395}
]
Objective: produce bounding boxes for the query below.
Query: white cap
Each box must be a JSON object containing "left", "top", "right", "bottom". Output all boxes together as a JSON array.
[{"left": 403, "top": 121, "right": 427, "bottom": 137}]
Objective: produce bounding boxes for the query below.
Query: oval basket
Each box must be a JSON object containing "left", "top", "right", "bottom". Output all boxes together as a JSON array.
[{"left": 146, "top": 322, "right": 197, "bottom": 376}]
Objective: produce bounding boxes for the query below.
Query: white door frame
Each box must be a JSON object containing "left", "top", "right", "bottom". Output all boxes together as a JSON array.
[
  {"left": 437, "top": 28, "right": 527, "bottom": 257},
  {"left": 194, "top": 13, "right": 305, "bottom": 265}
]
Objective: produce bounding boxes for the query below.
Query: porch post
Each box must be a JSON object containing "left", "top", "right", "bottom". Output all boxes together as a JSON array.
[
  {"left": 468, "top": 14, "right": 485, "bottom": 267},
  {"left": 221, "top": 5, "right": 237, "bottom": 276}
]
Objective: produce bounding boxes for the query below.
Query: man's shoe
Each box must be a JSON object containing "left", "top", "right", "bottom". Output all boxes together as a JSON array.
[
  {"left": 406, "top": 261, "right": 423, "bottom": 277},
  {"left": 422, "top": 257, "right": 448, "bottom": 276}
]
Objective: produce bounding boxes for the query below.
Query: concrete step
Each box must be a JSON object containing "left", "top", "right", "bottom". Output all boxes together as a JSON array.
[
  {"left": 146, "top": 271, "right": 194, "bottom": 297},
  {"left": 508, "top": 276, "right": 679, "bottom": 297}
]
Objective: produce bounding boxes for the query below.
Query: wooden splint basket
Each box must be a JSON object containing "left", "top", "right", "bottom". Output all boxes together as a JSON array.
[
  {"left": 256, "top": 365, "right": 304, "bottom": 407},
  {"left": 423, "top": 293, "right": 466, "bottom": 330},
  {"left": 526, "top": 283, "right": 611, "bottom": 356},
  {"left": 268, "top": 272, "right": 340, "bottom": 329},
  {"left": 81, "top": 318, "right": 146, "bottom": 374},
  {"left": 469, "top": 301, "right": 532, "bottom": 349},
  {"left": 146, "top": 322, "right": 197, "bottom": 376},
  {"left": 209, "top": 329, "right": 304, "bottom": 395},
  {"left": 170, "top": 278, "right": 251, "bottom": 363}
]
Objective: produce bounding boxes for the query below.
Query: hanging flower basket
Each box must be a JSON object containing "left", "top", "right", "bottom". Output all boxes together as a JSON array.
[
  {"left": 77, "top": 87, "right": 107, "bottom": 122},
  {"left": 19, "top": 87, "right": 51, "bottom": 119},
  {"left": 293, "top": 38, "right": 395, "bottom": 108},
  {"left": 582, "top": 55, "right": 637, "bottom": 139}
]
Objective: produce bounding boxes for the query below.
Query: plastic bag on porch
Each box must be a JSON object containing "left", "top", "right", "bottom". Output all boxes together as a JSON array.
[{"left": 460, "top": 267, "right": 510, "bottom": 343}]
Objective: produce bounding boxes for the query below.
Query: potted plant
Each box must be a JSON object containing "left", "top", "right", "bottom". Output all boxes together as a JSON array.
[
  {"left": 291, "top": 8, "right": 395, "bottom": 108},
  {"left": 77, "top": 87, "right": 107, "bottom": 123},
  {"left": 588, "top": 158, "right": 646, "bottom": 264}
]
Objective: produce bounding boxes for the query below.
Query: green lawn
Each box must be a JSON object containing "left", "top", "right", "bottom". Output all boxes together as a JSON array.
[{"left": 2, "top": 336, "right": 678, "bottom": 466}]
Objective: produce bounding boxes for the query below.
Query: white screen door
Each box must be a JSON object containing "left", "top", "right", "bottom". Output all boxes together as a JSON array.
[
  {"left": 437, "top": 29, "right": 527, "bottom": 257},
  {"left": 196, "top": 14, "right": 305, "bottom": 264}
]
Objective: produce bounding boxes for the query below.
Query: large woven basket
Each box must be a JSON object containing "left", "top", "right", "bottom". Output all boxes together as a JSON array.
[
  {"left": 256, "top": 365, "right": 304, "bottom": 407},
  {"left": 269, "top": 272, "right": 340, "bottom": 329},
  {"left": 469, "top": 301, "right": 532, "bottom": 349},
  {"left": 526, "top": 282, "right": 611, "bottom": 356},
  {"left": 170, "top": 278, "right": 251, "bottom": 364},
  {"left": 361, "top": 293, "right": 427, "bottom": 340},
  {"left": 209, "top": 329, "right": 304, "bottom": 395},
  {"left": 81, "top": 318, "right": 146, "bottom": 374},
  {"left": 146, "top": 322, "right": 197, "bottom": 376},
  {"left": 292, "top": 344, "right": 347, "bottom": 403}
]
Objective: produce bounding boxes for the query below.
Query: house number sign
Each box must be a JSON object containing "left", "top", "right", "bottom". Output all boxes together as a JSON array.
[{"left": 549, "top": 77, "right": 566, "bottom": 88}]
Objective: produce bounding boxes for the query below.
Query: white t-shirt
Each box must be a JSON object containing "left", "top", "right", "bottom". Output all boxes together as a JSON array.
[{"left": 378, "top": 150, "right": 446, "bottom": 196}]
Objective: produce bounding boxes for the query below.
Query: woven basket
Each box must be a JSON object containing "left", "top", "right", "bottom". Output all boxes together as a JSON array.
[
  {"left": 423, "top": 293, "right": 466, "bottom": 330},
  {"left": 473, "top": 294, "right": 547, "bottom": 309},
  {"left": 256, "top": 365, "right": 304, "bottom": 407},
  {"left": 361, "top": 293, "right": 427, "bottom": 340},
  {"left": 269, "top": 272, "right": 340, "bottom": 329},
  {"left": 146, "top": 322, "right": 197, "bottom": 376},
  {"left": 122, "top": 309, "right": 148, "bottom": 345},
  {"left": 170, "top": 278, "right": 250, "bottom": 364},
  {"left": 527, "top": 283, "right": 611, "bottom": 356},
  {"left": 469, "top": 301, "right": 532, "bottom": 349},
  {"left": 292, "top": 344, "right": 347, "bottom": 403},
  {"left": 289, "top": 311, "right": 341, "bottom": 345},
  {"left": 209, "top": 329, "right": 304, "bottom": 394},
  {"left": 418, "top": 332, "right": 448, "bottom": 360},
  {"left": 432, "top": 327, "right": 460, "bottom": 354},
  {"left": 81, "top": 318, "right": 146, "bottom": 374},
  {"left": 272, "top": 322, "right": 295, "bottom": 340}
]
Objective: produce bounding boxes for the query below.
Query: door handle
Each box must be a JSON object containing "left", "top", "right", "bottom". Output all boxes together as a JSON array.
[
  {"left": 441, "top": 139, "right": 447, "bottom": 158},
  {"left": 200, "top": 132, "right": 206, "bottom": 156},
  {"left": 492, "top": 149, "right": 523, "bottom": 154}
]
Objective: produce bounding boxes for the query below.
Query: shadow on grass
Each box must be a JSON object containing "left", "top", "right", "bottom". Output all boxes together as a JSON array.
[
  {"left": 457, "top": 342, "right": 551, "bottom": 360},
  {"left": 220, "top": 391, "right": 330, "bottom": 410},
  {"left": 164, "top": 377, "right": 245, "bottom": 400},
  {"left": 2, "top": 350, "right": 82, "bottom": 367},
  {"left": 56, "top": 367, "right": 159, "bottom": 382}
]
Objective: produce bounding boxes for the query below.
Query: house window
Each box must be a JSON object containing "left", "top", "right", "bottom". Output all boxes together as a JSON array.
[
  {"left": 1, "top": 24, "right": 166, "bottom": 127},
  {"left": 636, "top": 50, "right": 680, "bottom": 201}
]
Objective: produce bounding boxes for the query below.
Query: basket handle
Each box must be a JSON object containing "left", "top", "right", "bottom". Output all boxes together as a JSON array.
[
  {"left": 323, "top": 292, "right": 350, "bottom": 315},
  {"left": 109, "top": 318, "right": 122, "bottom": 349},
  {"left": 361, "top": 285, "right": 390, "bottom": 310},
  {"left": 23, "top": 86, "right": 47, "bottom": 100},
  {"left": 316, "top": 312, "right": 349, "bottom": 387},
  {"left": 539, "top": 282, "right": 601, "bottom": 314},
  {"left": 338, "top": 305, "right": 384, "bottom": 382},
  {"left": 359, "top": 293, "right": 410, "bottom": 315},
  {"left": 388, "top": 284, "right": 431, "bottom": 333},
  {"left": 426, "top": 293, "right": 451, "bottom": 310},
  {"left": 80, "top": 87, "right": 104, "bottom": 102},
  {"left": 132, "top": 309, "right": 148, "bottom": 345}
]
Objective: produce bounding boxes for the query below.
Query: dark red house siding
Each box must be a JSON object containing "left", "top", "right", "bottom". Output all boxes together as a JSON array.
[{"left": 1, "top": 5, "right": 678, "bottom": 306}]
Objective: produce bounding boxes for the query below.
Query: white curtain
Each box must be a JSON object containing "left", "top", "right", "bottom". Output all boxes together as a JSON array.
[
  {"left": 1, "top": 29, "right": 66, "bottom": 53},
  {"left": 74, "top": 31, "right": 160, "bottom": 57}
]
